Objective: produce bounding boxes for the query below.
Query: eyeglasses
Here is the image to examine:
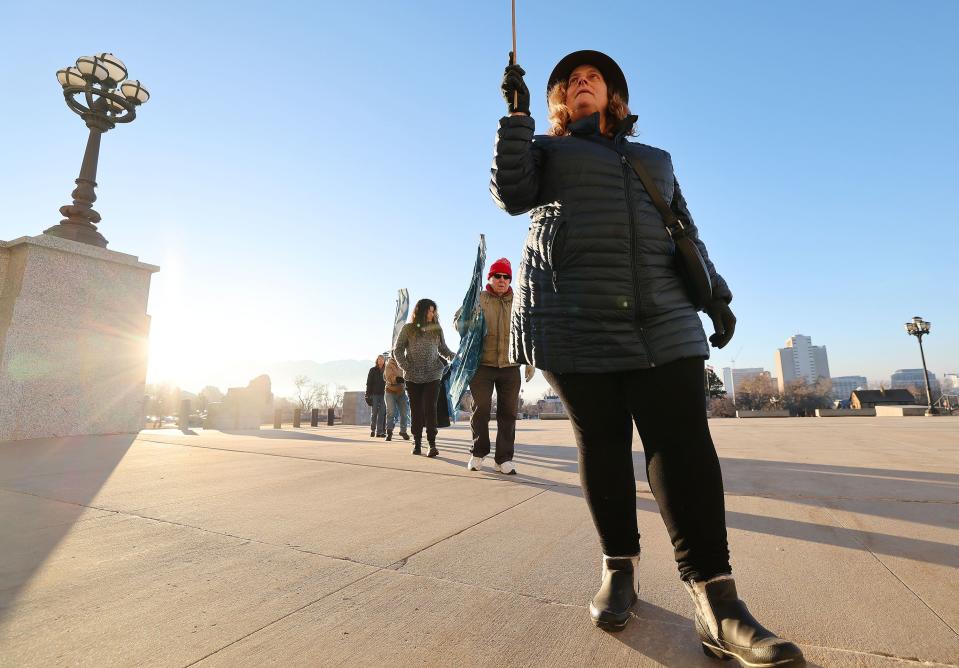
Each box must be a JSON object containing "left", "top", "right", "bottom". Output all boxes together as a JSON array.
[{"left": 492, "top": 273, "right": 511, "bottom": 280}]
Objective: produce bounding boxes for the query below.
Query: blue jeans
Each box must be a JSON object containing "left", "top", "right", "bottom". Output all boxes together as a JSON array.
[
  {"left": 369, "top": 395, "right": 386, "bottom": 435},
  {"left": 385, "top": 391, "right": 410, "bottom": 434}
]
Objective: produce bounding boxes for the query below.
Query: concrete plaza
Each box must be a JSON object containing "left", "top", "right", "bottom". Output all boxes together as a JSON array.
[{"left": 1, "top": 417, "right": 957, "bottom": 667}]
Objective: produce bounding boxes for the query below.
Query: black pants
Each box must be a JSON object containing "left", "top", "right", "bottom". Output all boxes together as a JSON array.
[
  {"left": 469, "top": 365, "right": 521, "bottom": 463},
  {"left": 543, "top": 357, "right": 730, "bottom": 582},
  {"left": 407, "top": 380, "right": 440, "bottom": 444}
]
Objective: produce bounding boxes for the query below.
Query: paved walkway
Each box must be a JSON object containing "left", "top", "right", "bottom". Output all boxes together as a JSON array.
[{"left": 1, "top": 417, "right": 957, "bottom": 666}]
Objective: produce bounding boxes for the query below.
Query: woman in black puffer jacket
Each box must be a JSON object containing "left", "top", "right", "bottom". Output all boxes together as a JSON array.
[{"left": 491, "top": 51, "right": 803, "bottom": 668}]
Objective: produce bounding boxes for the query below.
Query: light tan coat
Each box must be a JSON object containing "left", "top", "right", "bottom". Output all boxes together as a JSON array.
[{"left": 480, "top": 289, "right": 519, "bottom": 368}]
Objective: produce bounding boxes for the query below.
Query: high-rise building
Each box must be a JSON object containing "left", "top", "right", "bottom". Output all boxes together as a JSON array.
[
  {"left": 774, "top": 334, "right": 830, "bottom": 392},
  {"left": 830, "top": 375, "right": 868, "bottom": 400},
  {"left": 722, "top": 367, "right": 767, "bottom": 401},
  {"left": 942, "top": 373, "right": 959, "bottom": 393}
]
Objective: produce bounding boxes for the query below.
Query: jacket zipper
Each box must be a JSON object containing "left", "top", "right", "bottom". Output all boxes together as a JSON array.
[
  {"left": 621, "top": 154, "right": 656, "bottom": 367},
  {"left": 550, "top": 219, "right": 566, "bottom": 293}
]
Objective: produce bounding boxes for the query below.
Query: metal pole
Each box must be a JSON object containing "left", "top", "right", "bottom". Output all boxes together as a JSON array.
[
  {"left": 45, "top": 127, "right": 109, "bottom": 247},
  {"left": 511, "top": 0, "right": 518, "bottom": 108},
  {"left": 917, "top": 334, "right": 936, "bottom": 414}
]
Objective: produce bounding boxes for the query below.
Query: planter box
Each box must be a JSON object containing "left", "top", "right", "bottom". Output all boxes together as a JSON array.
[
  {"left": 539, "top": 412, "right": 569, "bottom": 420},
  {"left": 815, "top": 408, "right": 877, "bottom": 417},
  {"left": 736, "top": 410, "right": 790, "bottom": 418}
]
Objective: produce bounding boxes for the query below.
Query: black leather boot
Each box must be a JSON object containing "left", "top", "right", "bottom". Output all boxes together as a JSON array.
[
  {"left": 685, "top": 575, "right": 805, "bottom": 667},
  {"left": 385, "top": 431, "right": 392, "bottom": 441},
  {"left": 411, "top": 437, "right": 422, "bottom": 455},
  {"left": 589, "top": 554, "right": 639, "bottom": 632},
  {"left": 427, "top": 440, "right": 438, "bottom": 458}
]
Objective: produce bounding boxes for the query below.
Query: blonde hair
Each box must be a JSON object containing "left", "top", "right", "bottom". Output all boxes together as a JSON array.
[{"left": 547, "top": 80, "right": 635, "bottom": 138}]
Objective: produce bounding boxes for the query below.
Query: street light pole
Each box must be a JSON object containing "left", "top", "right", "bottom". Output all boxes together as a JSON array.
[
  {"left": 904, "top": 316, "right": 938, "bottom": 416},
  {"left": 45, "top": 53, "right": 149, "bottom": 248}
]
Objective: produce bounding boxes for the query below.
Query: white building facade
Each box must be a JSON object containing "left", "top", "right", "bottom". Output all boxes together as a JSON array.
[
  {"left": 722, "top": 367, "right": 767, "bottom": 401},
  {"left": 774, "top": 334, "right": 831, "bottom": 392}
]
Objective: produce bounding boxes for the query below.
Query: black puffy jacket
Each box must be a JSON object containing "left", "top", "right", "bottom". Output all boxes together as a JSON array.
[
  {"left": 366, "top": 366, "right": 386, "bottom": 396},
  {"left": 490, "top": 112, "right": 731, "bottom": 374}
]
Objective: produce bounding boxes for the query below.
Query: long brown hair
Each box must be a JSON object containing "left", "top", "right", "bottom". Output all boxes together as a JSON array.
[
  {"left": 546, "top": 80, "right": 635, "bottom": 138},
  {"left": 410, "top": 298, "right": 442, "bottom": 337}
]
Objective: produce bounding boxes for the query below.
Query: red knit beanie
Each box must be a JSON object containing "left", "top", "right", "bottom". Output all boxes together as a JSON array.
[{"left": 488, "top": 258, "right": 512, "bottom": 280}]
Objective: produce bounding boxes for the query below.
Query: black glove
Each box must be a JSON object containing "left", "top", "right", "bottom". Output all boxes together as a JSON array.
[
  {"left": 501, "top": 52, "right": 530, "bottom": 115},
  {"left": 705, "top": 300, "right": 736, "bottom": 349}
]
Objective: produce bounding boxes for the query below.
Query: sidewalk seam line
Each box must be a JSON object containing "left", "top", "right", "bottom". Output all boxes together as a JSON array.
[
  {"left": 182, "top": 568, "right": 382, "bottom": 667},
  {"left": 822, "top": 503, "right": 959, "bottom": 640},
  {"left": 135, "top": 436, "right": 564, "bottom": 489},
  {"left": 182, "top": 488, "right": 550, "bottom": 666},
  {"left": 385, "top": 487, "right": 550, "bottom": 569}
]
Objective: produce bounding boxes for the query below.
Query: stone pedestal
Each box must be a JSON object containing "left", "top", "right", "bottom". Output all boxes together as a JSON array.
[
  {"left": 341, "top": 391, "right": 369, "bottom": 425},
  {"left": 0, "top": 234, "right": 158, "bottom": 441}
]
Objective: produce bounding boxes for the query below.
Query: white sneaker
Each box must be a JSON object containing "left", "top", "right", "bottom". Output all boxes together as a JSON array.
[
  {"left": 467, "top": 456, "right": 485, "bottom": 472},
  {"left": 495, "top": 461, "right": 517, "bottom": 475}
]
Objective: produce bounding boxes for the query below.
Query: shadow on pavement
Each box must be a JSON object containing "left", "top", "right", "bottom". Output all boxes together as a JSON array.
[
  {"left": 0, "top": 434, "right": 136, "bottom": 623},
  {"left": 471, "top": 457, "right": 959, "bottom": 570},
  {"left": 611, "top": 600, "right": 827, "bottom": 668}
]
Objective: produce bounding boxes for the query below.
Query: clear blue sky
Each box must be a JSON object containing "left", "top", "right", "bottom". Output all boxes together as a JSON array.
[{"left": 2, "top": 1, "right": 956, "bottom": 395}]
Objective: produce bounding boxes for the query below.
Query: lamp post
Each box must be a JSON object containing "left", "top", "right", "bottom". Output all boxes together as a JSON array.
[
  {"left": 904, "top": 316, "right": 938, "bottom": 416},
  {"left": 45, "top": 53, "right": 149, "bottom": 248}
]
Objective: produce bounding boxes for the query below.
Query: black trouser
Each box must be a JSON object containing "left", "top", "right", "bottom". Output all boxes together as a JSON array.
[
  {"left": 407, "top": 380, "right": 440, "bottom": 444},
  {"left": 469, "top": 365, "right": 521, "bottom": 463},
  {"left": 543, "top": 357, "right": 730, "bottom": 582}
]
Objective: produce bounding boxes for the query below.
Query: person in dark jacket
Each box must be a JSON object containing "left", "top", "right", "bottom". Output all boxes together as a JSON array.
[
  {"left": 393, "top": 299, "right": 455, "bottom": 457},
  {"left": 365, "top": 355, "right": 387, "bottom": 438},
  {"left": 492, "top": 50, "right": 803, "bottom": 668}
]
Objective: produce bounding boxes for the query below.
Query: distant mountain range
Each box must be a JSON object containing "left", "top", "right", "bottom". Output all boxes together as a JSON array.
[{"left": 263, "top": 359, "right": 374, "bottom": 397}]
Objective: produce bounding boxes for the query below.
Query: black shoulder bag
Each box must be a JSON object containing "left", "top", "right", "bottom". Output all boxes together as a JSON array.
[{"left": 580, "top": 137, "right": 713, "bottom": 310}]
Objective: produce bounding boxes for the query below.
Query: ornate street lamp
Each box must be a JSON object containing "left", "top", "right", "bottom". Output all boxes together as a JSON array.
[
  {"left": 904, "top": 316, "right": 938, "bottom": 415},
  {"left": 45, "top": 53, "right": 149, "bottom": 248}
]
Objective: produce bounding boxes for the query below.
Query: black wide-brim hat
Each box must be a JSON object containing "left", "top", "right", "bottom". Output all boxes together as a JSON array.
[{"left": 547, "top": 50, "right": 628, "bottom": 103}]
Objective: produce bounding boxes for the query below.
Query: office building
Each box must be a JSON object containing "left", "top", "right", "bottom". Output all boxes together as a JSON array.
[
  {"left": 830, "top": 375, "right": 868, "bottom": 401},
  {"left": 890, "top": 369, "right": 939, "bottom": 395},
  {"left": 774, "top": 334, "right": 830, "bottom": 392}
]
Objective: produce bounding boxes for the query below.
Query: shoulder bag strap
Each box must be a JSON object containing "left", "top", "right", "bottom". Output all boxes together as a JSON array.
[{"left": 577, "top": 136, "right": 689, "bottom": 240}]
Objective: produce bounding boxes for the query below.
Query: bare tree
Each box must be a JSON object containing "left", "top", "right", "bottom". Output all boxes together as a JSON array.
[
  {"left": 293, "top": 375, "right": 321, "bottom": 411},
  {"left": 735, "top": 374, "right": 778, "bottom": 411},
  {"left": 782, "top": 378, "right": 832, "bottom": 416},
  {"left": 330, "top": 384, "right": 346, "bottom": 412},
  {"left": 708, "top": 396, "right": 736, "bottom": 417}
]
